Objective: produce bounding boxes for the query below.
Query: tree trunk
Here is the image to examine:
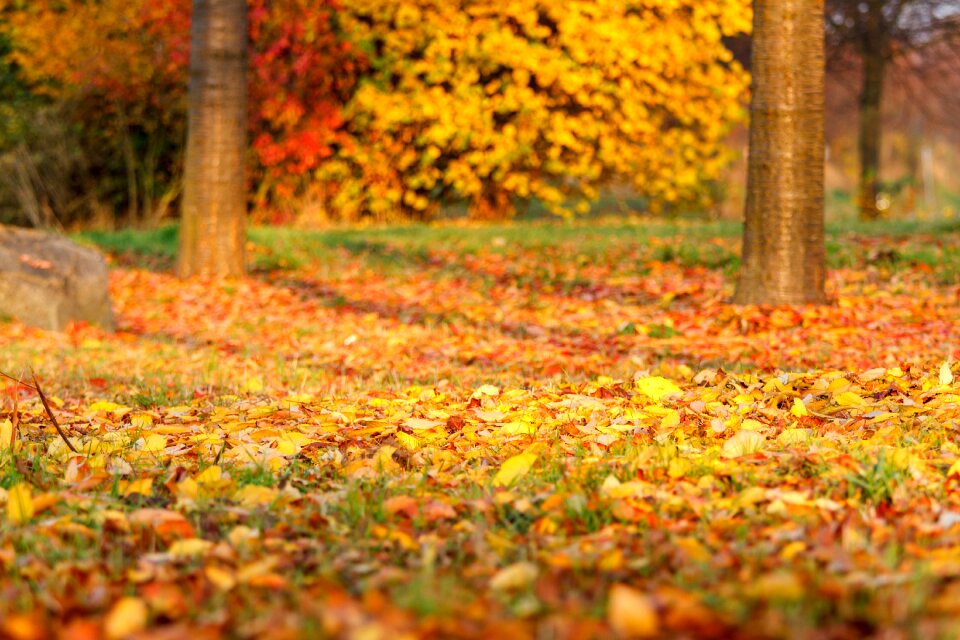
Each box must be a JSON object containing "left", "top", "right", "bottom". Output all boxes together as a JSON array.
[
  {"left": 178, "top": 0, "right": 247, "bottom": 279},
  {"left": 857, "top": 51, "right": 884, "bottom": 220},
  {"left": 734, "top": 0, "right": 826, "bottom": 306}
]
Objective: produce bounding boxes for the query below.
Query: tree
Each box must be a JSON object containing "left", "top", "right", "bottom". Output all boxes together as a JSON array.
[
  {"left": 1, "top": 0, "right": 359, "bottom": 227},
  {"left": 734, "top": 0, "right": 827, "bottom": 306},
  {"left": 178, "top": 0, "right": 247, "bottom": 278},
  {"left": 826, "top": 0, "right": 960, "bottom": 219},
  {"left": 326, "top": 0, "right": 750, "bottom": 221}
]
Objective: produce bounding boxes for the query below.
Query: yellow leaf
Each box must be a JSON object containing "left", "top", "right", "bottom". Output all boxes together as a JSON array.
[
  {"left": 196, "top": 465, "right": 223, "bottom": 485},
  {"left": 104, "top": 597, "right": 148, "bottom": 639},
  {"left": 6, "top": 483, "right": 33, "bottom": 524},
  {"left": 234, "top": 484, "right": 278, "bottom": 508},
  {"left": 827, "top": 377, "right": 850, "bottom": 393},
  {"left": 243, "top": 376, "right": 264, "bottom": 393},
  {"left": 130, "top": 412, "right": 154, "bottom": 429},
  {"left": 236, "top": 556, "right": 279, "bottom": 583},
  {"left": 604, "top": 480, "right": 652, "bottom": 500},
  {"left": 275, "top": 440, "right": 297, "bottom": 456},
  {"left": 472, "top": 384, "right": 500, "bottom": 398},
  {"left": 90, "top": 400, "right": 128, "bottom": 413},
  {"left": 948, "top": 459, "right": 960, "bottom": 478},
  {"left": 122, "top": 477, "right": 153, "bottom": 497},
  {"left": 777, "top": 429, "right": 812, "bottom": 447},
  {"left": 371, "top": 445, "right": 401, "bottom": 473},
  {"left": 600, "top": 475, "right": 622, "bottom": 496},
  {"left": 140, "top": 434, "right": 167, "bottom": 453},
  {"left": 635, "top": 376, "right": 682, "bottom": 402},
  {"left": 0, "top": 419, "right": 13, "bottom": 452},
  {"left": 667, "top": 457, "right": 689, "bottom": 479},
  {"left": 941, "top": 362, "right": 955, "bottom": 386},
  {"left": 489, "top": 561, "right": 538, "bottom": 591},
  {"left": 675, "top": 536, "right": 711, "bottom": 563},
  {"left": 790, "top": 397, "right": 808, "bottom": 417},
  {"left": 599, "top": 548, "right": 624, "bottom": 572},
  {"left": 396, "top": 431, "right": 421, "bottom": 451},
  {"left": 608, "top": 584, "right": 659, "bottom": 638},
  {"left": 747, "top": 571, "right": 805, "bottom": 601},
  {"left": 492, "top": 452, "right": 538, "bottom": 487},
  {"left": 834, "top": 391, "right": 866, "bottom": 407},
  {"left": 205, "top": 565, "right": 237, "bottom": 591},
  {"left": 659, "top": 410, "right": 680, "bottom": 430},
  {"left": 168, "top": 538, "right": 213, "bottom": 558},
  {"left": 780, "top": 541, "right": 806, "bottom": 560},
  {"left": 227, "top": 525, "right": 259, "bottom": 548},
  {"left": 500, "top": 420, "right": 537, "bottom": 436},
  {"left": 176, "top": 477, "right": 198, "bottom": 501},
  {"left": 404, "top": 418, "right": 444, "bottom": 430},
  {"left": 737, "top": 486, "right": 767, "bottom": 507},
  {"left": 721, "top": 431, "right": 765, "bottom": 458}
]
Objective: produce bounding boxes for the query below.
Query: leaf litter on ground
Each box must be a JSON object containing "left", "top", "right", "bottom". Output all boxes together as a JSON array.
[{"left": 1, "top": 222, "right": 960, "bottom": 637}]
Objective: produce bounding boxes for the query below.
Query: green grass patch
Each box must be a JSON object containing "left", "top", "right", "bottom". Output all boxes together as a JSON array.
[{"left": 74, "top": 217, "right": 960, "bottom": 282}]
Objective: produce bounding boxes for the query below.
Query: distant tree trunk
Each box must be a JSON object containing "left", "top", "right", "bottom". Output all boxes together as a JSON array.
[
  {"left": 903, "top": 118, "right": 923, "bottom": 217},
  {"left": 857, "top": 50, "right": 885, "bottom": 220},
  {"left": 178, "top": 0, "right": 247, "bottom": 279},
  {"left": 734, "top": 0, "right": 826, "bottom": 306}
]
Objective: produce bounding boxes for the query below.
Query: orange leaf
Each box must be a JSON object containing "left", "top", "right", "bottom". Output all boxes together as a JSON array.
[{"left": 608, "top": 584, "right": 659, "bottom": 638}]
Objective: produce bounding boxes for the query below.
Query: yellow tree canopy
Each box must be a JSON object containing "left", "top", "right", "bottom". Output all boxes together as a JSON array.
[{"left": 325, "top": 0, "right": 751, "bottom": 220}]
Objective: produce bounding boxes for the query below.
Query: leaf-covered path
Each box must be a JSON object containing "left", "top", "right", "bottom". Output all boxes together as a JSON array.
[{"left": 3, "top": 221, "right": 960, "bottom": 638}]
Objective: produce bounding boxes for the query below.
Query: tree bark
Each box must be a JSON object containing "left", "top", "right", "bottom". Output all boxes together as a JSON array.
[
  {"left": 734, "top": 0, "right": 826, "bottom": 306},
  {"left": 178, "top": 0, "right": 247, "bottom": 279},
  {"left": 857, "top": 49, "right": 884, "bottom": 220}
]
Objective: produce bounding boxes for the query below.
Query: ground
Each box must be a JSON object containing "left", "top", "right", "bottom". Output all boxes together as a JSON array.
[{"left": 2, "top": 217, "right": 960, "bottom": 639}]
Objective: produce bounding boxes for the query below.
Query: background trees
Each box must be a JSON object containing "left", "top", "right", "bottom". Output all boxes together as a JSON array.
[
  {"left": 0, "top": 0, "right": 358, "bottom": 228},
  {"left": 825, "top": 0, "right": 960, "bottom": 219},
  {"left": 735, "top": 0, "right": 827, "bottom": 305},
  {"left": 0, "top": 0, "right": 749, "bottom": 226},
  {"left": 325, "top": 1, "right": 749, "bottom": 221},
  {"left": 0, "top": 0, "right": 188, "bottom": 228},
  {"left": 0, "top": 0, "right": 957, "bottom": 271}
]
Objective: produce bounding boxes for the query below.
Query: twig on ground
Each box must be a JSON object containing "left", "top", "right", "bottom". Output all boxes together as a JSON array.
[
  {"left": 9, "top": 383, "right": 18, "bottom": 449},
  {"left": 0, "top": 370, "right": 78, "bottom": 453},
  {"left": 0, "top": 370, "right": 35, "bottom": 391},
  {"left": 32, "top": 372, "right": 78, "bottom": 453}
]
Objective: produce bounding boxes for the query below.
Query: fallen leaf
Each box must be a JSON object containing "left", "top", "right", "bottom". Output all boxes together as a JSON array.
[
  {"left": 635, "top": 376, "right": 682, "bottom": 402},
  {"left": 234, "top": 484, "right": 279, "bottom": 508},
  {"left": 608, "top": 584, "right": 659, "bottom": 638},
  {"left": 0, "top": 419, "right": 14, "bottom": 451},
  {"left": 167, "top": 538, "right": 213, "bottom": 558},
  {"left": 6, "top": 483, "right": 33, "bottom": 524},
  {"left": 129, "top": 508, "right": 195, "bottom": 540},
  {"left": 941, "top": 362, "right": 954, "bottom": 386},
  {"left": 747, "top": 571, "right": 805, "bottom": 601},
  {"left": 721, "top": 431, "right": 765, "bottom": 458},
  {"left": 490, "top": 562, "right": 538, "bottom": 592},
  {"left": 404, "top": 418, "right": 444, "bottom": 430},
  {"left": 492, "top": 452, "right": 538, "bottom": 487},
  {"left": 790, "top": 397, "right": 808, "bottom": 417},
  {"left": 834, "top": 391, "right": 866, "bottom": 407},
  {"left": 104, "top": 597, "right": 148, "bottom": 639}
]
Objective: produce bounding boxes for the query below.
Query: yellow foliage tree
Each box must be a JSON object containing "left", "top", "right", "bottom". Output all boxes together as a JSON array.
[{"left": 325, "top": 0, "right": 751, "bottom": 220}]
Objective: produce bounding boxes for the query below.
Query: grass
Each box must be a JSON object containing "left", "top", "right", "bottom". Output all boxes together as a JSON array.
[
  {"left": 0, "top": 213, "right": 956, "bottom": 637},
  {"left": 75, "top": 215, "right": 960, "bottom": 283}
]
